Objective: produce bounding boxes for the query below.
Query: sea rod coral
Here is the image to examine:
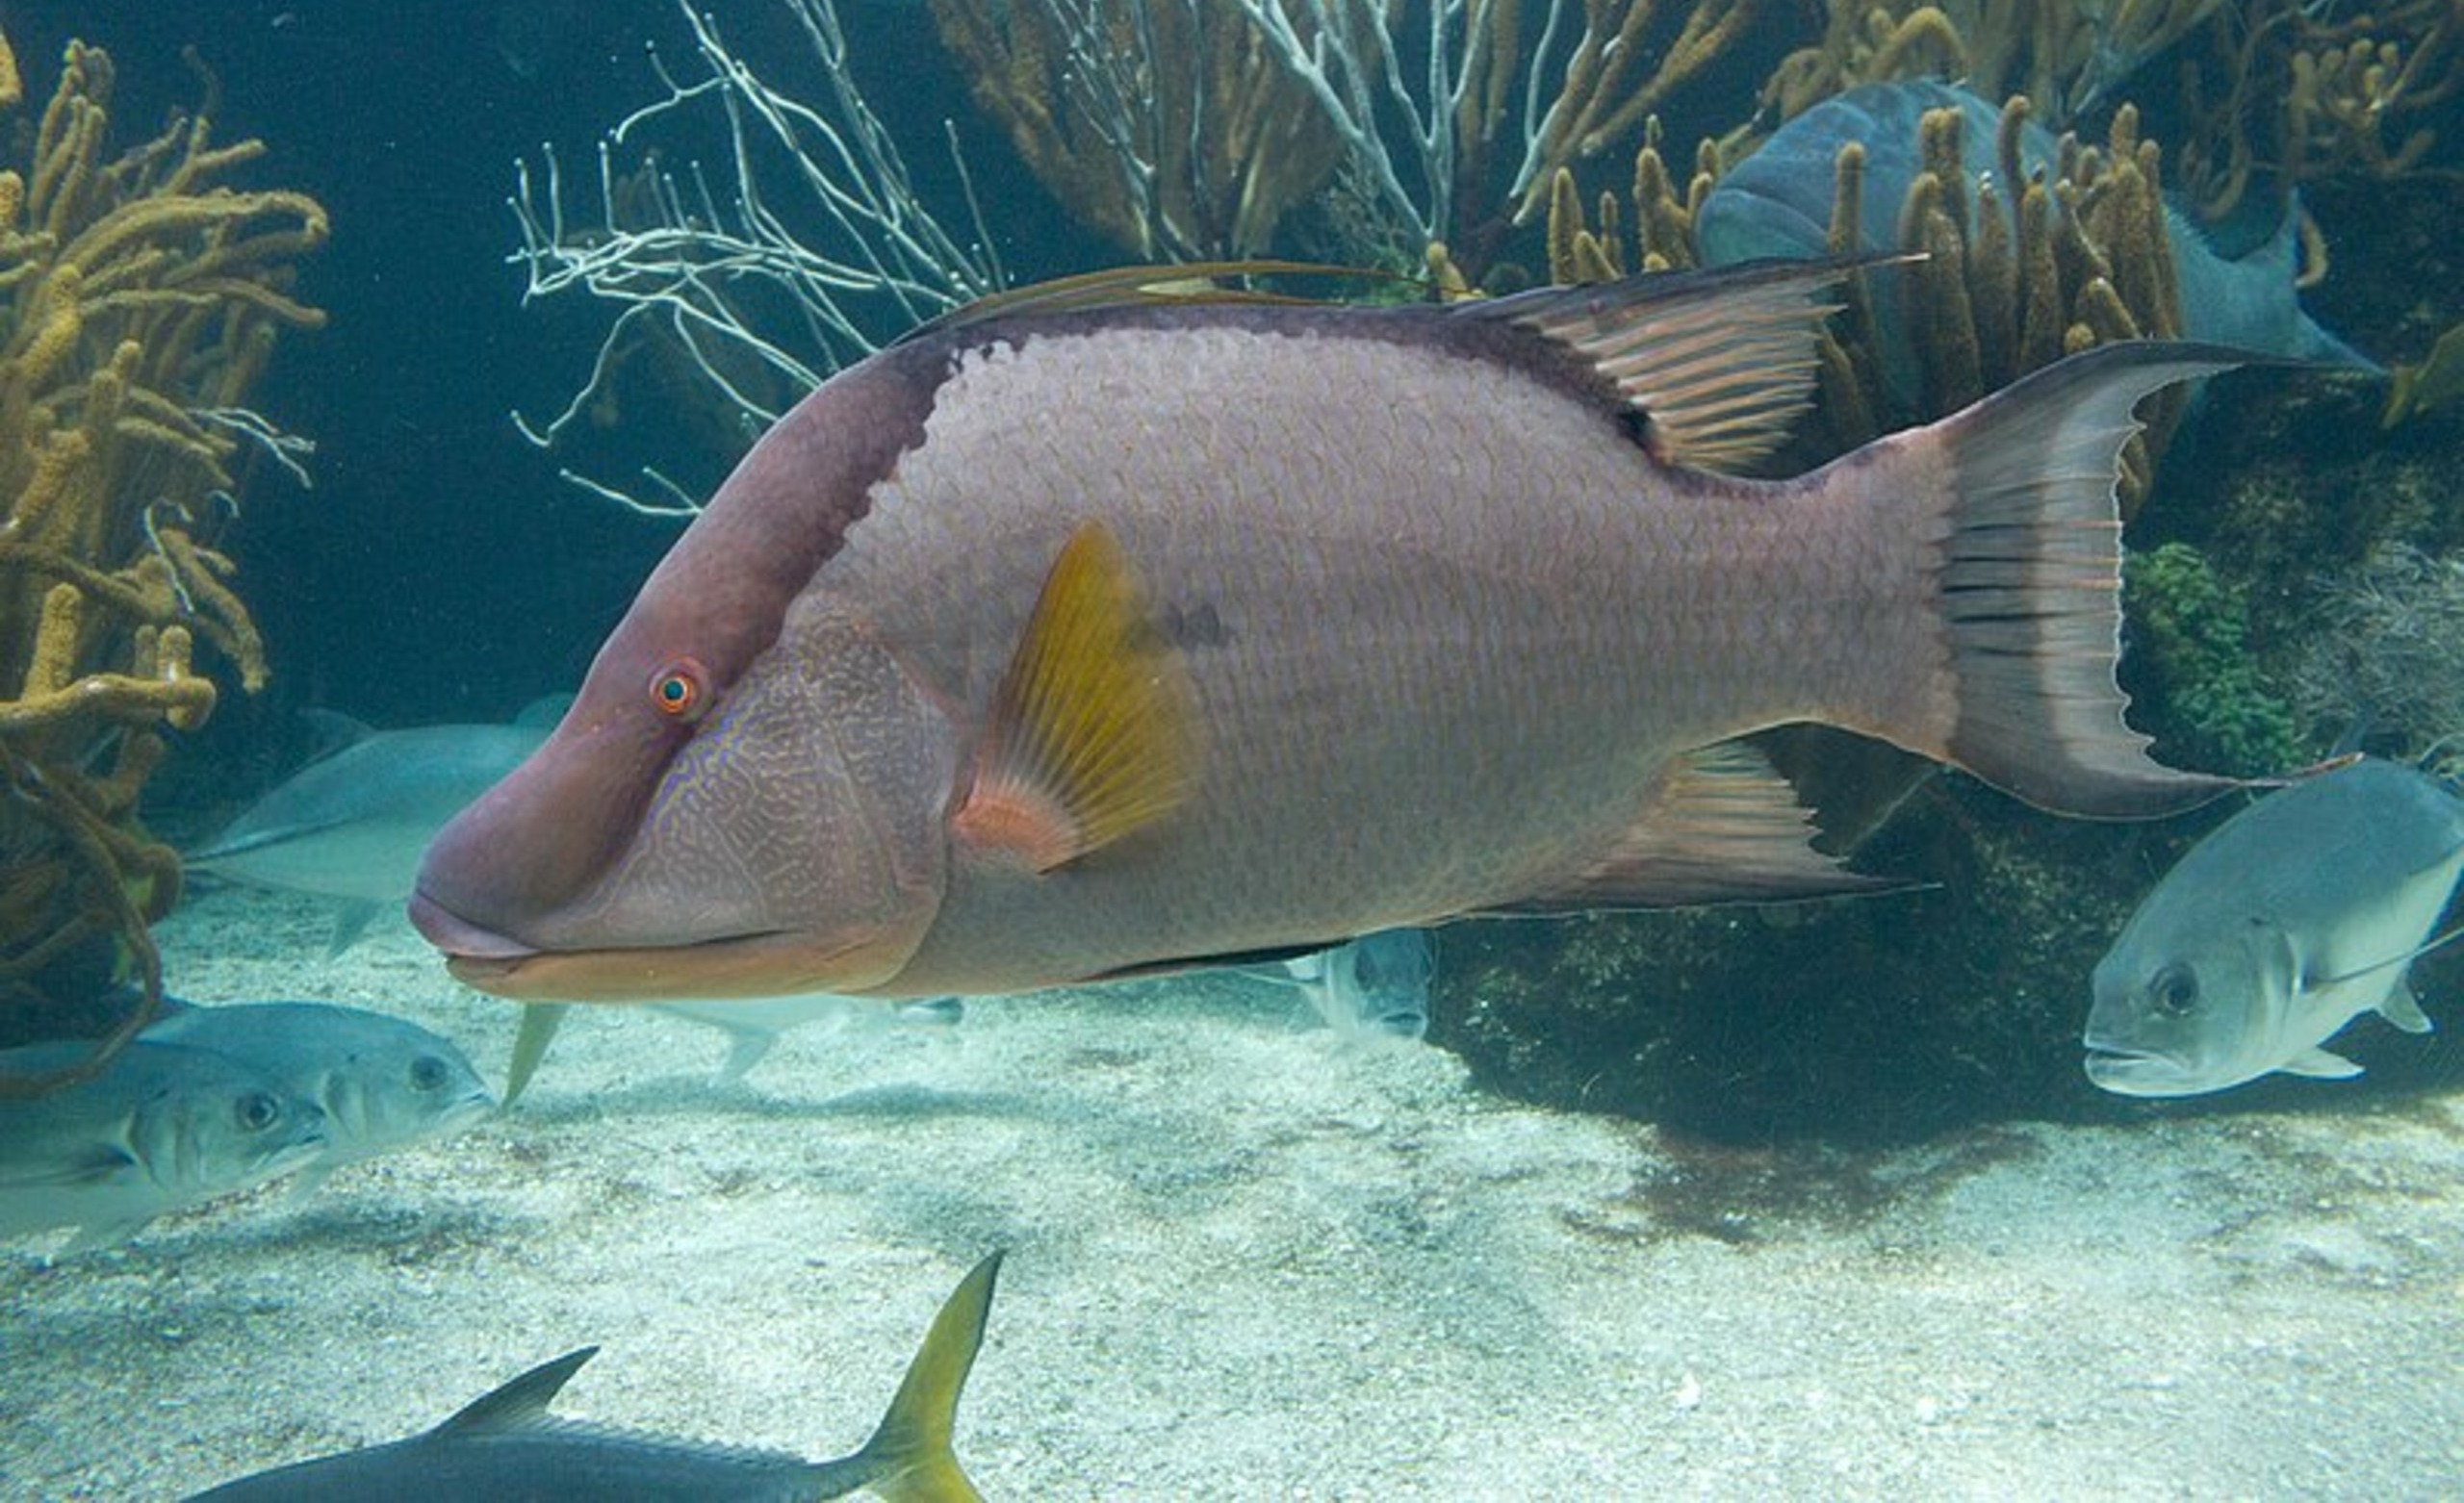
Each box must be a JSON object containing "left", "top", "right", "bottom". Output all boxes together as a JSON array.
[{"left": 0, "top": 26, "right": 324, "bottom": 1082}]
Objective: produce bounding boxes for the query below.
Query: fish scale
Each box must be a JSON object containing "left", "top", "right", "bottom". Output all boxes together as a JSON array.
[
  {"left": 413, "top": 265, "right": 2246, "bottom": 1002},
  {"left": 863, "top": 329, "right": 1939, "bottom": 988}
]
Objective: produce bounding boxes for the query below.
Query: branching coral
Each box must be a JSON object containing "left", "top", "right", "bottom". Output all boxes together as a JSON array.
[
  {"left": 2174, "top": 0, "right": 2461, "bottom": 218},
  {"left": 513, "top": 0, "right": 1002, "bottom": 516},
  {"left": 930, "top": 0, "right": 1348, "bottom": 262},
  {"left": 928, "top": 0, "right": 1771, "bottom": 280},
  {"left": 1505, "top": 0, "right": 1766, "bottom": 223},
  {"left": 1758, "top": 1, "right": 2226, "bottom": 135},
  {"left": 1749, "top": 1, "right": 2459, "bottom": 232},
  {"left": 0, "top": 28, "right": 324, "bottom": 1072}
]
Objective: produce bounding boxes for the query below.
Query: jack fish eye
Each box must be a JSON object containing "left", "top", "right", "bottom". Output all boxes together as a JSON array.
[
  {"left": 2150, "top": 962, "right": 2200, "bottom": 1016},
  {"left": 409, "top": 1055, "right": 449, "bottom": 1092},
  {"left": 649, "top": 658, "right": 710, "bottom": 722},
  {"left": 234, "top": 1091, "right": 280, "bottom": 1133}
]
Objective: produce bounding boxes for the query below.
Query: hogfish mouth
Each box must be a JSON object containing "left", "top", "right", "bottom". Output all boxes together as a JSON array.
[
  {"left": 410, "top": 890, "right": 889, "bottom": 1002},
  {"left": 406, "top": 891, "right": 537, "bottom": 965}
]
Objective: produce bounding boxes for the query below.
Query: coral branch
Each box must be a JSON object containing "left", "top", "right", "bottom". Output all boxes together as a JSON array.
[{"left": 0, "top": 23, "right": 321, "bottom": 1052}]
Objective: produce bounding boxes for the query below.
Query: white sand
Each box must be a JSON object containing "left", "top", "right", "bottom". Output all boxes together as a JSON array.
[{"left": 6, "top": 882, "right": 2463, "bottom": 1500}]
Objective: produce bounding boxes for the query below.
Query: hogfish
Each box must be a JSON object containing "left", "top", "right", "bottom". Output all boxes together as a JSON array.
[{"left": 413, "top": 261, "right": 2245, "bottom": 1001}]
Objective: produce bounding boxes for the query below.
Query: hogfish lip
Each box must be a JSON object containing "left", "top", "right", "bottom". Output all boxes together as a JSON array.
[
  {"left": 411, "top": 894, "right": 877, "bottom": 1002},
  {"left": 406, "top": 891, "right": 539, "bottom": 963}
]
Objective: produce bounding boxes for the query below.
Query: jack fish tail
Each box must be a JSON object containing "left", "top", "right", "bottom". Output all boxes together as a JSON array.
[
  {"left": 1839, "top": 342, "right": 2256, "bottom": 817},
  {"left": 808, "top": 1251, "right": 1002, "bottom": 1502}
]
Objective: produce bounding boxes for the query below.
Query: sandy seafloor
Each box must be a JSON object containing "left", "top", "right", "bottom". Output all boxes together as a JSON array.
[{"left": 6, "top": 883, "right": 2463, "bottom": 1501}]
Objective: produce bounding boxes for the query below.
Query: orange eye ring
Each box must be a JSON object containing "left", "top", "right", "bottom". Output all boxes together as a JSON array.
[{"left": 649, "top": 659, "right": 708, "bottom": 721}]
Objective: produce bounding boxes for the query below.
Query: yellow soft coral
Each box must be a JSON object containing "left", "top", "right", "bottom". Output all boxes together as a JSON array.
[{"left": 0, "top": 25, "right": 323, "bottom": 1075}]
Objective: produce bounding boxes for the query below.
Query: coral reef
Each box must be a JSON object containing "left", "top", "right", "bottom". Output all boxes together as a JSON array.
[
  {"left": 2173, "top": 0, "right": 2461, "bottom": 219},
  {"left": 0, "top": 29, "right": 324, "bottom": 1075},
  {"left": 2290, "top": 543, "right": 2464, "bottom": 755},
  {"left": 2118, "top": 543, "right": 2301, "bottom": 778},
  {"left": 1756, "top": 0, "right": 2226, "bottom": 137},
  {"left": 927, "top": 0, "right": 1348, "bottom": 262},
  {"left": 1430, "top": 777, "right": 2174, "bottom": 1145}
]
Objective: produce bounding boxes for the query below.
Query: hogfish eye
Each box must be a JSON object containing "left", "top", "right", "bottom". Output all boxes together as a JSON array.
[
  {"left": 235, "top": 1091, "right": 280, "bottom": 1132},
  {"left": 2150, "top": 962, "right": 2200, "bottom": 1016},
  {"left": 648, "top": 658, "right": 709, "bottom": 721}
]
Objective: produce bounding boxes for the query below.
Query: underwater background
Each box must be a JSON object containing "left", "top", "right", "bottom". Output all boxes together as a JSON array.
[{"left": 5, "top": 0, "right": 2464, "bottom": 1495}]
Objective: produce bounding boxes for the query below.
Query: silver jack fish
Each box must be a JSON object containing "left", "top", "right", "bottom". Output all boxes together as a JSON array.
[
  {"left": 188, "top": 1251, "right": 1001, "bottom": 1501},
  {"left": 189, "top": 707, "right": 560, "bottom": 954},
  {"left": 413, "top": 262, "right": 2244, "bottom": 1002},
  {"left": 1270, "top": 929, "right": 1436, "bottom": 1041},
  {"left": 142, "top": 1002, "right": 497, "bottom": 1192},
  {"left": 2087, "top": 757, "right": 2460, "bottom": 1096},
  {"left": 500, "top": 992, "right": 963, "bottom": 1103},
  {"left": 0, "top": 1039, "right": 328, "bottom": 1253}
]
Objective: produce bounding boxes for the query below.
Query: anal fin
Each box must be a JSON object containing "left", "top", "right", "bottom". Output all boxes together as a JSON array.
[
  {"left": 1504, "top": 742, "right": 1903, "bottom": 911},
  {"left": 2280, "top": 1046, "right": 2364, "bottom": 1081}
]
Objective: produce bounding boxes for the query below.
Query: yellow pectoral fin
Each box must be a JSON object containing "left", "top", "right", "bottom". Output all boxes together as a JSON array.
[{"left": 954, "top": 522, "right": 1198, "bottom": 872}]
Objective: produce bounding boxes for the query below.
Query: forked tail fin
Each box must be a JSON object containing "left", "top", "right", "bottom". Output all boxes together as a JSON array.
[
  {"left": 1855, "top": 342, "right": 2259, "bottom": 817},
  {"left": 810, "top": 1251, "right": 1003, "bottom": 1503}
]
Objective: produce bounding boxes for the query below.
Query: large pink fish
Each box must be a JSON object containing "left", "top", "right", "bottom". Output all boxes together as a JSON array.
[{"left": 413, "top": 263, "right": 2242, "bottom": 1001}]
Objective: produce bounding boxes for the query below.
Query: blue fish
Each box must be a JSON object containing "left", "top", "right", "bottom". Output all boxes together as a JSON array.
[
  {"left": 2086, "top": 757, "right": 2458, "bottom": 1096},
  {"left": 1697, "top": 80, "right": 2373, "bottom": 410},
  {"left": 0, "top": 1039, "right": 328, "bottom": 1254},
  {"left": 1269, "top": 930, "right": 1435, "bottom": 1042}
]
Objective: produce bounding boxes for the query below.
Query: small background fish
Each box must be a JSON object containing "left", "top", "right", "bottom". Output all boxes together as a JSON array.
[
  {"left": 2086, "top": 757, "right": 2462, "bottom": 1096},
  {"left": 186, "top": 701, "right": 565, "bottom": 954},
  {"left": 142, "top": 1001, "right": 496, "bottom": 1192},
  {"left": 0, "top": 1038, "right": 328, "bottom": 1254},
  {"left": 1697, "top": 79, "right": 2374, "bottom": 408},
  {"left": 1267, "top": 930, "right": 1436, "bottom": 1043},
  {"left": 187, "top": 1251, "right": 1001, "bottom": 1502}
]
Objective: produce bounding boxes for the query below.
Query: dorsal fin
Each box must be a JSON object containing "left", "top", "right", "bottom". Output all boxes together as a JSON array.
[
  {"left": 297, "top": 707, "right": 374, "bottom": 763},
  {"left": 1469, "top": 257, "right": 1908, "bottom": 474},
  {"left": 429, "top": 1347, "right": 599, "bottom": 1438},
  {"left": 907, "top": 261, "right": 1411, "bottom": 341}
]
